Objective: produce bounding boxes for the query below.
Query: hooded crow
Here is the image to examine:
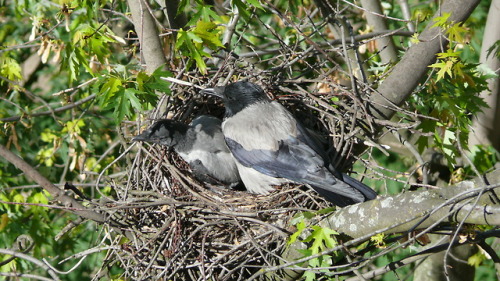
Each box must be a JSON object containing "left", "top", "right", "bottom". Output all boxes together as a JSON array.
[
  {"left": 202, "top": 81, "right": 377, "bottom": 206},
  {"left": 133, "top": 115, "right": 241, "bottom": 186}
]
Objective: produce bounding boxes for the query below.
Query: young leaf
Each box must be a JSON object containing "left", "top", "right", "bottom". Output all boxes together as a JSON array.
[
  {"left": 431, "top": 12, "right": 451, "bottom": 29},
  {"left": 288, "top": 220, "right": 306, "bottom": 245},
  {"left": 302, "top": 225, "right": 339, "bottom": 255}
]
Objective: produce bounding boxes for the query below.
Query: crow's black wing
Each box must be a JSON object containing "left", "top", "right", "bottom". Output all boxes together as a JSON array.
[
  {"left": 225, "top": 136, "right": 366, "bottom": 206},
  {"left": 296, "top": 120, "right": 378, "bottom": 201}
]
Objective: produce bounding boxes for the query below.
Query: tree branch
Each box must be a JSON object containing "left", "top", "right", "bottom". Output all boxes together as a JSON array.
[
  {"left": 0, "top": 93, "right": 96, "bottom": 122},
  {"left": 347, "top": 230, "right": 499, "bottom": 281},
  {"left": 360, "top": 0, "right": 398, "bottom": 63},
  {"left": 367, "top": 0, "right": 482, "bottom": 120},
  {"left": 469, "top": 0, "right": 500, "bottom": 151},
  {"left": 0, "top": 144, "right": 133, "bottom": 239},
  {"left": 278, "top": 170, "right": 500, "bottom": 280},
  {"left": 127, "top": 0, "right": 167, "bottom": 73},
  {"left": 0, "top": 249, "right": 60, "bottom": 280},
  {"left": 323, "top": 169, "right": 500, "bottom": 239}
]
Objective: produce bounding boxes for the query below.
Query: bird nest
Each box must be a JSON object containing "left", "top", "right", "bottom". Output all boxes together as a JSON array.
[
  {"left": 119, "top": 147, "right": 332, "bottom": 280},
  {"left": 97, "top": 68, "right": 377, "bottom": 280}
]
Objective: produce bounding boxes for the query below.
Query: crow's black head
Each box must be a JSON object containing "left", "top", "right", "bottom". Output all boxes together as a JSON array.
[
  {"left": 133, "top": 120, "right": 188, "bottom": 147},
  {"left": 202, "top": 81, "right": 270, "bottom": 117}
]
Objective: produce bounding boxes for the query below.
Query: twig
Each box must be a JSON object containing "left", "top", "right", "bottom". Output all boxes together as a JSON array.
[
  {"left": 1, "top": 93, "right": 97, "bottom": 122},
  {"left": 0, "top": 249, "right": 61, "bottom": 280},
  {"left": 0, "top": 144, "right": 133, "bottom": 238}
]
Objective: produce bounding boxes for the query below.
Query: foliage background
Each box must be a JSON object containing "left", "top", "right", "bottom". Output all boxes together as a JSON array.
[{"left": 0, "top": 0, "right": 498, "bottom": 280}]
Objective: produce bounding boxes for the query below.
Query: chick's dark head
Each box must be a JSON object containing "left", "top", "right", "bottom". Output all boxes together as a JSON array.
[{"left": 133, "top": 120, "right": 188, "bottom": 147}]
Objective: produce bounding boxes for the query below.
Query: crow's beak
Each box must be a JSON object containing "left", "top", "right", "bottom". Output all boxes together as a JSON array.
[
  {"left": 132, "top": 132, "right": 148, "bottom": 142},
  {"left": 200, "top": 87, "right": 224, "bottom": 98}
]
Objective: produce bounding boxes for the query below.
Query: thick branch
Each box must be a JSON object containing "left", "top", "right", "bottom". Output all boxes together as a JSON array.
[
  {"left": 323, "top": 169, "right": 500, "bottom": 239},
  {"left": 368, "top": 0, "right": 481, "bottom": 120},
  {"left": 469, "top": 0, "right": 500, "bottom": 151},
  {"left": 127, "top": 0, "right": 167, "bottom": 73},
  {"left": 280, "top": 170, "right": 500, "bottom": 280},
  {"left": 360, "top": 0, "right": 398, "bottom": 63}
]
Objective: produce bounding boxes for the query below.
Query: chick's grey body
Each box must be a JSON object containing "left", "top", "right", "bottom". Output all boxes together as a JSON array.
[
  {"left": 202, "top": 81, "right": 377, "bottom": 206},
  {"left": 133, "top": 115, "right": 240, "bottom": 185}
]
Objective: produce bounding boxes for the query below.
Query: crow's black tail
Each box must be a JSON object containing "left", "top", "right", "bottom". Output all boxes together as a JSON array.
[{"left": 341, "top": 173, "right": 377, "bottom": 201}]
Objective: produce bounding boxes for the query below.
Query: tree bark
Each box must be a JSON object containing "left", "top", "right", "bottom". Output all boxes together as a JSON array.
[
  {"left": 360, "top": 0, "right": 398, "bottom": 63},
  {"left": 469, "top": 0, "right": 500, "bottom": 151},
  {"left": 280, "top": 169, "right": 499, "bottom": 280},
  {"left": 321, "top": 169, "right": 500, "bottom": 239},
  {"left": 127, "top": 0, "right": 167, "bottom": 73}
]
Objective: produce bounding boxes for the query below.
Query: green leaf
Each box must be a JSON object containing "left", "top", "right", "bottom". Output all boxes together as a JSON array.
[
  {"left": 124, "top": 88, "right": 142, "bottom": 112},
  {"left": 177, "top": 0, "right": 189, "bottom": 16},
  {"left": 370, "top": 233, "right": 386, "bottom": 247},
  {"left": 36, "top": 148, "right": 56, "bottom": 167},
  {"left": 429, "top": 60, "right": 452, "bottom": 81},
  {"left": 233, "top": 0, "right": 251, "bottom": 20},
  {"left": 0, "top": 214, "right": 9, "bottom": 232},
  {"left": 436, "top": 49, "right": 461, "bottom": 59},
  {"left": 486, "top": 40, "right": 500, "bottom": 60},
  {"left": 186, "top": 31, "right": 203, "bottom": 43},
  {"left": 245, "top": 0, "right": 264, "bottom": 10},
  {"left": 431, "top": 12, "right": 451, "bottom": 29},
  {"left": 303, "top": 270, "right": 316, "bottom": 281},
  {"left": 0, "top": 56, "right": 22, "bottom": 83},
  {"left": 469, "top": 145, "right": 499, "bottom": 174},
  {"left": 63, "top": 119, "right": 85, "bottom": 135},
  {"left": 40, "top": 129, "right": 58, "bottom": 143},
  {"left": 302, "top": 225, "right": 338, "bottom": 255},
  {"left": 113, "top": 88, "right": 129, "bottom": 122},
  {"left": 412, "top": 8, "right": 433, "bottom": 22},
  {"left": 316, "top": 206, "right": 337, "bottom": 215},
  {"left": 148, "top": 67, "right": 171, "bottom": 90},
  {"left": 187, "top": 5, "right": 222, "bottom": 26},
  {"left": 468, "top": 252, "right": 486, "bottom": 267},
  {"left": 446, "top": 23, "right": 468, "bottom": 43},
  {"left": 193, "top": 21, "right": 224, "bottom": 48},
  {"left": 98, "top": 76, "right": 123, "bottom": 108},
  {"left": 288, "top": 220, "right": 306, "bottom": 245}
]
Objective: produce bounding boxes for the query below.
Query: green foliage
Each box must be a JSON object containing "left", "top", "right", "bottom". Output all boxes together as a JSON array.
[
  {"left": 174, "top": 0, "right": 227, "bottom": 74},
  {"left": 370, "top": 233, "right": 387, "bottom": 248},
  {"left": 486, "top": 40, "right": 500, "bottom": 60},
  {"left": 176, "top": 20, "right": 224, "bottom": 74},
  {"left": 411, "top": 11, "right": 493, "bottom": 173},
  {"left": 468, "top": 251, "right": 487, "bottom": 267},
  {"left": 0, "top": 0, "right": 497, "bottom": 280},
  {"left": 414, "top": 59, "right": 490, "bottom": 169},
  {"left": 468, "top": 145, "right": 499, "bottom": 174},
  {"left": 95, "top": 67, "right": 169, "bottom": 122},
  {"left": 0, "top": 55, "right": 22, "bottom": 85},
  {"left": 288, "top": 210, "right": 340, "bottom": 279},
  {"left": 428, "top": 49, "right": 464, "bottom": 81},
  {"left": 0, "top": 0, "right": 135, "bottom": 278}
]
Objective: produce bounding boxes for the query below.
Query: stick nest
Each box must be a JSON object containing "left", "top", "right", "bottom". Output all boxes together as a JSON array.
[{"left": 97, "top": 64, "right": 377, "bottom": 280}]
